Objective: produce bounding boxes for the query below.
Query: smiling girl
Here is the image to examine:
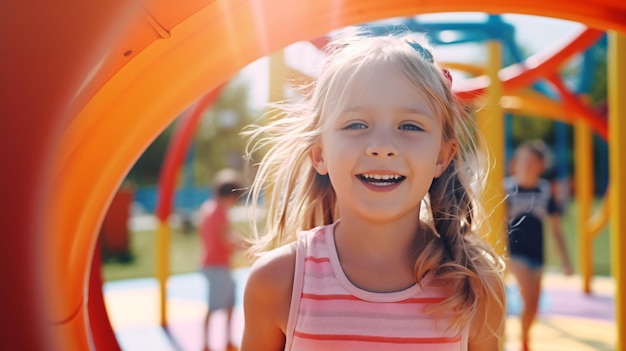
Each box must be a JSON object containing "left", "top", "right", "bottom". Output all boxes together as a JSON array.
[{"left": 240, "top": 31, "right": 505, "bottom": 351}]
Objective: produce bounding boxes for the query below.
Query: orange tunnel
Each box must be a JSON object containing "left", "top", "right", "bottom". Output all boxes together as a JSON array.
[{"left": 1, "top": 1, "right": 625, "bottom": 350}]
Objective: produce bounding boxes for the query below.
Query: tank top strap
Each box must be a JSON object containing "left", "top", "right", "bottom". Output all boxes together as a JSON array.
[
  {"left": 284, "top": 230, "right": 308, "bottom": 350},
  {"left": 284, "top": 224, "right": 332, "bottom": 350}
]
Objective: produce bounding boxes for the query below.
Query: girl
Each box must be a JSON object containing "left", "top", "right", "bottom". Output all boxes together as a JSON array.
[
  {"left": 241, "top": 31, "right": 505, "bottom": 351},
  {"left": 505, "top": 140, "right": 573, "bottom": 351}
]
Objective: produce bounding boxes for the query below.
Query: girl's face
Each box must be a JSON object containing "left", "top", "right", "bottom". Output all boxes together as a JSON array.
[{"left": 311, "top": 63, "right": 455, "bottom": 223}]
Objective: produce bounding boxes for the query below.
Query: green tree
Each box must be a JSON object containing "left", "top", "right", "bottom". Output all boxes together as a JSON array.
[
  {"left": 510, "top": 113, "right": 556, "bottom": 146},
  {"left": 126, "top": 124, "right": 175, "bottom": 185},
  {"left": 193, "top": 75, "right": 259, "bottom": 187},
  {"left": 125, "top": 74, "right": 260, "bottom": 186}
]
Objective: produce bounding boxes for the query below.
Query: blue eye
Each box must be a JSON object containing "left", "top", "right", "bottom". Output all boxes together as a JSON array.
[
  {"left": 344, "top": 122, "right": 367, "bottom": 130},
  {"left": 399, "top": 123, "right": 423, "bottom": 131}
]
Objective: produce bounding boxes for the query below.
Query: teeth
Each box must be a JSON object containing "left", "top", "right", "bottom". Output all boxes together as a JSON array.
[
  {"left": 358, "top": 173, "right": 405, "bottom": 187},
  {"left": 362, "top": 174, "right": 401, "bottom": 180}
]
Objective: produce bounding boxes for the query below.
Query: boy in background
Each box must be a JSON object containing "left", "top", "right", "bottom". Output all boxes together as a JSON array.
[{"left": 198, "top": 168, "right": 244, "bottom": 351}]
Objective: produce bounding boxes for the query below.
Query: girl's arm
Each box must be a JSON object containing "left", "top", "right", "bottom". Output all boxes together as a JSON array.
[
  {"left": 240, "top": 244, "right": 296, "bottom": 351},
  {"left": 549, "top": 214, "right": 574, "bottom": 275},
  {"left": 468, "top": 272, "right": 506, "bottom": 351}
]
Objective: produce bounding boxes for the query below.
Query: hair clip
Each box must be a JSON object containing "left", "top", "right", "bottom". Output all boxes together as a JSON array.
[
  {"left": 407, "top": 41, "right": 452, "bottom": 87},
  {"left": 407, "top": 41, "right": 434, "bottom": 63}
]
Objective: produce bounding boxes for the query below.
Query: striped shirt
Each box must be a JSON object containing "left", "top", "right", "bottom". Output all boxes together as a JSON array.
[{"left": 285, "top": 222, "right": 468, "bottom": 351}]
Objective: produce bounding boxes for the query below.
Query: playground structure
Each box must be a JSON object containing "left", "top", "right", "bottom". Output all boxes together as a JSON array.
[
  {"left": 1, "top": 1, "right": 625, "bottom": 351},
  {"left": 153, "top": 15, "right": 611, "bottom": 325}
]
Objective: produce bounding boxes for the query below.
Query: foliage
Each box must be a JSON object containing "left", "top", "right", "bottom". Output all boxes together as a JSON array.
[
  {"left": 588, "top": 42, "right": 608, "bottom": 105},
  {"left": 126, "top": 124, "right": 175, "bottom": 184},
  {"left": 510, "top": 113, "right": 556, "bottom": 146},
  {"left": 124, "top": 74, "right": 262, "bottom": 186},
  {"left": 193, "top": 76, "right": 259, "bottom": 187}
]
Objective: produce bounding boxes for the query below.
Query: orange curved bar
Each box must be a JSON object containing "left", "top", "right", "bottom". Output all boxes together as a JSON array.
[
  {"left": 502, "top": 29, "right": 603, "bottom": 91},
  {"left": 443, "top": 62, "right": 486, "bottom": 77},
  {"left": 309, "top": 36, "right": 331, "bottom": 50},
  {"left": 1, "top": 0, "right": 626, "bottom": 350},
  {"left": 500, "top": 91, "right": 574, "bottom": 123},
  {"left": 547, "top": 74, "right": 608, "bottom": 139},
  {"left": 455, "top": 28, "right": 604, "bottom": 99},
  {"left": 500, "top": 87, "right": 606, "bottom": 139}
]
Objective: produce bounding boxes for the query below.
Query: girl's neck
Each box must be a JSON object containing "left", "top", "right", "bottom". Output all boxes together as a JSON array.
[
  {"left": 332, "top": 211, "right": 422, "bottom": 292},
  {"left": 334, "top": 211, "right": 421, "bottom": 262}
]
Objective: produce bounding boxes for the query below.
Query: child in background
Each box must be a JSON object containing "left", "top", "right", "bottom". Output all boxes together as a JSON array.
[
  {"left": 198, "top": 168, "right": 244, "bottom": 351},
  {"left": 505, "top": 140, "right": 573, "bottom": 351},
  {"left": 241, "top": 31, "right": 506, "bottom": 350}
]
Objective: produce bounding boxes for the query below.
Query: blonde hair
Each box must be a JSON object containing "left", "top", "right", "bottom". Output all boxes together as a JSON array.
[{"left": 243, "top": 31, "right": 504, "bottom": 336}]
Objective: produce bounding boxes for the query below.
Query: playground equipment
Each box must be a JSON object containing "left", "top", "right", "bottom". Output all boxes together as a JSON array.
[
  {"left": 1, "top": 1, "right": 625, "bottom": 350},
  {"left": 152, "top": 17, "right": 610, "bottom": 325}
]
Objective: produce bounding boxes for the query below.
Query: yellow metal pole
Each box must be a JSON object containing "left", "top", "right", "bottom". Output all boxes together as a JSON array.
[
  {"left": 574, "top": 116, "right": 593, "bottom": 294},
  {"left": 268, "top": 49, "right": 286, "bottom": 104},
  {"left": 476, "top": 39, "right": 506, "bottom": 351},
  {"left": 608, "top": 31, "right": 626, "bottom": 351},
  {"left": 477, "top": 40, "right": 506, "bottom": 257},
  {"left": 260, "top": 50, "right": 287, "bottom": 220},
  {"left": 156, "top": 221, "right": 171, "bottom": 326}
]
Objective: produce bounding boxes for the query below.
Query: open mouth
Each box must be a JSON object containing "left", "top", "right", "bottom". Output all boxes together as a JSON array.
[{"left": 357, "top": 173, "right": 406, "bottom": 187}]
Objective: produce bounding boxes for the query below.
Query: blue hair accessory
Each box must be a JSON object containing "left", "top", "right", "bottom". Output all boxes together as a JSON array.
[
  {"left": 408, "top": 41, "right": 452, "bottom": 86},
  {"left": 407, "top": 41, "right": 434, "bottom": 63}
]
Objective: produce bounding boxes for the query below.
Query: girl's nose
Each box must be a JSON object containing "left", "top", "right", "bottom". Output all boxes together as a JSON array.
[{"left": 366, "top": 143, "right": 398, "bottom": 158}]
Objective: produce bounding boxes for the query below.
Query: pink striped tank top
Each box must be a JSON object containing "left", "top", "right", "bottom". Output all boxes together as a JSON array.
[{"left": 284, "top": 222, "right": 468, "bottom": 351}]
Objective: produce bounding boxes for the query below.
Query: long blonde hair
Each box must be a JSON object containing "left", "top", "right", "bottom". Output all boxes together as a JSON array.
[{"left": 243, "top": 31, "right": 504, "bottom": 335}]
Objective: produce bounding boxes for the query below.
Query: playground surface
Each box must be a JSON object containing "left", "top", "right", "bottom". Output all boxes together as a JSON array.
[{"left": 104, "top": 270, "right": 615, "bottom": 351}]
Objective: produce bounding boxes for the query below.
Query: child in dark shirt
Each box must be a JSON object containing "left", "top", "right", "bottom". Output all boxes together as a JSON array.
[{"left": 505, "top": 140, "right": 573, "bottom": 351}]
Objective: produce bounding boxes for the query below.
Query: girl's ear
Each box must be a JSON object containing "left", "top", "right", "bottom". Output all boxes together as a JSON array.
[
  {"left": 310, "top": 140, "right": 328, "bottom": 175},
  {"left": 435, "top": 139, "right": 457, "bottom": 178}
]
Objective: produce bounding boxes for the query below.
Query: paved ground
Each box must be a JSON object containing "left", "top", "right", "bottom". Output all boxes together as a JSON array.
[{"left": 104, "top": 270, "right": 616, "bottom": 351}]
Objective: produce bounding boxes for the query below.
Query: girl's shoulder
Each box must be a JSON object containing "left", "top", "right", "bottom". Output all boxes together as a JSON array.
[
  {"left": 245, "top": 224, "right": 331, "bottom": 290},
  {"left": 243, "top": 242, "right": 298, "bottom": 337},
  {"left": 468, "top": 269, "right": 506, "bottom": 348},
  {"left": 246, "top": 242, "right": 298, "bottom": 297},
  {"left": 243, "top": 226, "right": 330, "bottom": 306}
]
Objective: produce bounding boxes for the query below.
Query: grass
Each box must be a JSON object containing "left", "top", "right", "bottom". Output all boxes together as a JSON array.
[
  {"left": 544, "top": 199, "right": 611, "bottom": 276},
  {"left": 102, "top": 227, "right": 200, "bottom": 281},
  {"left": 102, "top": 199, "right": 612, "bottom": 282},
  {"left": 102, "top": 218, "right": 253, "bottom": 282}
]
